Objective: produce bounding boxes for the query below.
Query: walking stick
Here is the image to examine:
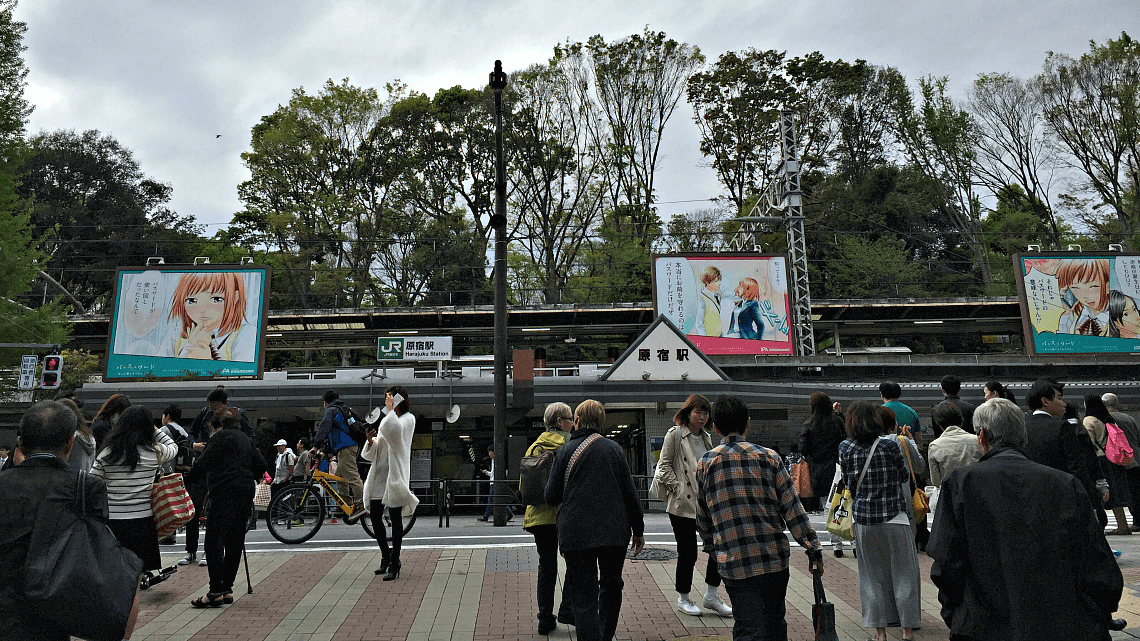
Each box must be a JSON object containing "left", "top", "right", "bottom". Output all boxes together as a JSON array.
[{"left": 243, "top": 541, "right": 253, "bottom": 594}]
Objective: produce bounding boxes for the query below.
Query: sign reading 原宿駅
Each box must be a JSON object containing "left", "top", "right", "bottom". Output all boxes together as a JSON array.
[{"left": 377, "top": 336, "right": 452, "bottom": 361}]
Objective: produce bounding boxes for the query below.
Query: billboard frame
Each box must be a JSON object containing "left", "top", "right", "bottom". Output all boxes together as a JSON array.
[
  {"left": 1013, "top": 251, "right": 1140, "bottom": 356},
  {"left": 103, "top": 264, "right": 272, "bottom": 382},
  {"left": 651, "top": 252, "right": 796, "bottom": 356}
]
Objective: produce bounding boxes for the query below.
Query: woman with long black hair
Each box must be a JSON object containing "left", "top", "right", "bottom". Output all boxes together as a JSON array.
[
  {"left": 91, "top": 404, "right": 178, "bottom": 577},
  {"left": 363, "top": 385, "right": 418, "bottom": 580},
  {"left": 187, "top": 407, "right": 267, "bottom": 608}
]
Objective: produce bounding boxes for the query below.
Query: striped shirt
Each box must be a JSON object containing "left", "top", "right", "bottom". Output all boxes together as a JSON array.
[
  {"left": 696, "top": 435, "right": 821, "bottom": 580},
  {"left": 91, "top": 430, "right": 178, "bottom": 520}
]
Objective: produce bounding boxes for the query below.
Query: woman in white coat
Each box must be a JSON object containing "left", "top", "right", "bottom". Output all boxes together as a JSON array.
[{"left": 362, "top": 385, "right": 418, "bottom": 581}]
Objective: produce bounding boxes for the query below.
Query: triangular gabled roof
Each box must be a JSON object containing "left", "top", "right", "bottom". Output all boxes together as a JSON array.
[{"left": 600, "top": 314, "right": 729, "bottom": 382}]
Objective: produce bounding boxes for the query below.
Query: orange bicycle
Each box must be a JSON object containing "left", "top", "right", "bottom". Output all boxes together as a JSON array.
[{"left": 265, "top": 469, "right": 415, "bottom": 544}]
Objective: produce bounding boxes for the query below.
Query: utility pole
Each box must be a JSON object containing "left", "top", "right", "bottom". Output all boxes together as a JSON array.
[{"left": 489, "top": 60, "right": 509, "bottom": 527}]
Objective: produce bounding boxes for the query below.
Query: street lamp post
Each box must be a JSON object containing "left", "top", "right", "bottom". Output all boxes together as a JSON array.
[{"left": 489, "top": 60, "right": 509, "bottom": 527}]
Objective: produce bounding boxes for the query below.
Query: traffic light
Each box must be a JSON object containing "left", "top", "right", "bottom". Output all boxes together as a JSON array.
[{"left": 41, "top": 354, "right": 62, "bottom": 390}]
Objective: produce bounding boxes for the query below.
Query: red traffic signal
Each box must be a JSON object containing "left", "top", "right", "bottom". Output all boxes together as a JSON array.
[{"left": 41, "top": 354, "right": 62, "bottom": 390}]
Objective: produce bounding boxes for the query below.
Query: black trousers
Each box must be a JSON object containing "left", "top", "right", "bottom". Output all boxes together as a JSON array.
[
  {"left": 204, "top": 481, "right": 254, "bottom": 595},
  {"left": 369, "top": 500, "right": 403, "bottom": 561},
  {"left": 562, "top": 545, "right": 627, "bottom": 641},
  {"left": 722, "top": 569, "right": 790, "bottom": 641},
  {"left": 185, "top": 479, "right": 207, "bottom": 555},
  {"left": 668, "top": 513, "right": 720, "bottom": 593},
  {"left": 527, "top": 524, "right": 574, "bottom": 626}
]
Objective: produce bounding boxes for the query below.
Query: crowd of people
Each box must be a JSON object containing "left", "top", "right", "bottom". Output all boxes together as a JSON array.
[{"left": 0, "top": 375, "right": 1132, "bottom": 641}]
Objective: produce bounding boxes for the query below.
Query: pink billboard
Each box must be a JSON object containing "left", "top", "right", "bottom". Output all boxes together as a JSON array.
[{"left": 652, "top": 254, "right": 794, "bottom": 356}]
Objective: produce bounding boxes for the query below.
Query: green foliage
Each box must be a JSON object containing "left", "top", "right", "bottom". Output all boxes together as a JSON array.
[
  {"left": 564, "top": 206, "right": 659, "bottom": 303},
  {"left": 59, "top": 348, "right": 101, "bottom": 390},
  {"left": 812, "top": 235, "right": 927, "bottom": 299}
]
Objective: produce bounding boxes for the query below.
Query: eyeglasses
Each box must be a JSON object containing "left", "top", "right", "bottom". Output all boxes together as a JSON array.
[{"left": 559, "top": 415, "right": 574, "bottom": 421}]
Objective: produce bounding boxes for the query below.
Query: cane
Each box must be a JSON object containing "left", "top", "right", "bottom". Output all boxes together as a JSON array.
[{"left": 243, "top": 542, "right": 253, "bottom": 594}]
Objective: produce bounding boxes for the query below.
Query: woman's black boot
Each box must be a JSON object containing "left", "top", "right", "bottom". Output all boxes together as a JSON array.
[
  {"left": 374, "top": 556, "right": 391, "bottom": 576},
  {"left": 383, "top": 558, "right": 401, "bottom": 581}
]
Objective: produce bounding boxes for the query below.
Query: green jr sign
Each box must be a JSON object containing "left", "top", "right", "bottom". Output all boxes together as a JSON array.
[{"left": 377, "top": 338, "right": 404, "bottom": 360}]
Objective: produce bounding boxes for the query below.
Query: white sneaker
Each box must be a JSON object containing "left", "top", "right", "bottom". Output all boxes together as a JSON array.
[
  {"left": 677, "top": 594, "right": 702, "bottom": 616},
  {"left": 177, "top": 553, "right": 196, "bottom": 566},
  {"left": 703, "top": 592, "right": 733, "bottom": 616},
  {"left": 198, "top": 556, "right": 208, "bottom": 567}
]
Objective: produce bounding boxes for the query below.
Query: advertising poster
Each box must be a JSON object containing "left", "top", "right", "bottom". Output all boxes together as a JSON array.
[
  {"left": 652, "top": 253, "right": 794, "bottom": 356},
  {"left": 1015, "top": 253, "right": 1140, "bottom": 354},
  {"left": 105, "top": 266, "right": 271, "bottom": 380}
]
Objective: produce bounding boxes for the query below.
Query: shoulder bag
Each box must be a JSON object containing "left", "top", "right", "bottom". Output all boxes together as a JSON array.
[
  {"left": 152, "top": 471, "right": 195, "bottom": 539},
  {"left": 648, "top": 427, "right": 677, "bottom": 500},
  {"left": 826, "top": 438, "right": 879, "bottom": 541},
  {"left": 897, "top": 435, "right": 929, "bottom": 522},
  {"left": 23, "top": 470, "right": 143, "bottom": 641},
  {"left": 565, "top": 433, "right": 603, "bottom": 487}
]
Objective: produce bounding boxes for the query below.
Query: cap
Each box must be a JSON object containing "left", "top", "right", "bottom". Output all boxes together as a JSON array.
[{"left": 275, "top": 439, "right": 288, "bottom": 446}]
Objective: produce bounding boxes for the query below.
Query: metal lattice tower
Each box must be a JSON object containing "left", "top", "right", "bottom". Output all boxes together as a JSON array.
[{"left": 727, "top": 110, "right": 816, "bottom": 356}]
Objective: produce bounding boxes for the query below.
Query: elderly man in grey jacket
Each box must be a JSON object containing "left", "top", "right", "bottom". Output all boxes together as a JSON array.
[{"left": 1103, "top": 393, "right": 1140, "bottom": 531}]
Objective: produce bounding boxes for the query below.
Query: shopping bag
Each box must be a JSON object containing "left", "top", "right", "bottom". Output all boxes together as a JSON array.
[
  {"left": 152, "top": 472, "right": 195, "bottom": 539},
  {"left": 925, "top": 486, "right": 939, "bottom": 514},
  {"left": 791, "top": 460, "right": 813, "bottom": 498},
  {"left": 24, "top": 471, "right": 143, "bottom": 641},
  {"left": 811, "top": 567, "right": 839, "bottom": 641},
  {"left": 254, "top": 482, "right": 272, "bottom": 508},
  {"left": 825, "top": 482, "right": 855, "bottom": 540}
]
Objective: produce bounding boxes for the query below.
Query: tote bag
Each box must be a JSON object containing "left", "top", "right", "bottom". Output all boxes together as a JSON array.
[
  {"left": 791, "top": 460, "right": 813, "bottom": 498},
  {"left": 152, "top": 472, "right": 195, "bottom": 539},
  {"left": 826, "top": 439, "right": 880, "bottom": 541},
  {"left": 24, "top": 470, "right": 143, "bottom": 641}
]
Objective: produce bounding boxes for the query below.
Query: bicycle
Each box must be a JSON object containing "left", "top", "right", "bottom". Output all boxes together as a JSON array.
[{"left": 265, "top": 469, "right": 416, "bottom": 544}]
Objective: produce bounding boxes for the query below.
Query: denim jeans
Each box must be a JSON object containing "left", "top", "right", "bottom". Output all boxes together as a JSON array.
[
  {"left": 482, "top": 483, "right": 514, "bottom": 519},
  {"left": 562, "top": 545, "right": 627, "bottom": 641},
  {"left": 722, "top": 569, "right": 790, "bottom": 641}
]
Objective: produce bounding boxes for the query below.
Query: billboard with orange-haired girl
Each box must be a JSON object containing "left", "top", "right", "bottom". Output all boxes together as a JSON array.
[
  {"left": 652, "top": 254, "right": 793, "bottom": 355},
  {"left": 106, "top": 266, "right": 270, "bottom": 379},
  {"left": 1016, "top": 253, "right": 1140, "bottom": 354}
]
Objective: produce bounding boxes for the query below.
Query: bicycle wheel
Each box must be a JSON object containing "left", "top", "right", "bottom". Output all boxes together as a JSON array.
[
  {"left": 361, "top": 510, "right": 374, "bottom": 538},
  {"left": 379, "top": 505, "right": 417, "bottom": 539},
  {"left": 266, "top": 484, "right": 324, "bottom": 544}
]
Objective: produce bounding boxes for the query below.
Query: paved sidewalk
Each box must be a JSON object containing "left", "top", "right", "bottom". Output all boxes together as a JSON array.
[{"left": 131, "top": 523, "right": 1140, "bottom": 641}]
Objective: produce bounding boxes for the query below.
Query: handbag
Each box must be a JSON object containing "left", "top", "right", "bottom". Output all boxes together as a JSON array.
[
  {"left": 152, "top": 472, "right": 195, "bottom": 539},
  {"left": 23, "top": 470, "right": 143, "bottom": 641},
  {"left": 565, "top": 433, "right": 602, "bottom": 486},
  {"left": 811, "top": 567, "right": 839, "bottom": 641},
  {"left": 1106, "top": 423, "right": 1135, "bottom": 466},
  {"left": 648, "top": 427, "right": 676, "bottom": 500},
  {"left": 826, "top": 438, "right": 879, "bottom": 541},
  {"left": 254, "top": 482, "right": 272, "bottom": 508},
  {"left": 791, "top": 460, "right": 813, "bottom": 498},
  {"left": 897, "top": 435, "right": 929, "bottom": 522}
]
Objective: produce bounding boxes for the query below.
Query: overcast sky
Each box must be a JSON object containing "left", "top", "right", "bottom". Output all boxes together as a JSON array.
[{"left": 13, "top": 1, "right": 1132, "bottom": 232}]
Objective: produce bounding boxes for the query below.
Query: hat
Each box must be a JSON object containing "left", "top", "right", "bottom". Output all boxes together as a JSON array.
[{"left": 275, "top": 439, "right": 288, "bottom": 446}]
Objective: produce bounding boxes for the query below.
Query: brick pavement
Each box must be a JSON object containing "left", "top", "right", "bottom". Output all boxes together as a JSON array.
[{"left": 123, "top": 533, "right": 1140, "bottom": 641}]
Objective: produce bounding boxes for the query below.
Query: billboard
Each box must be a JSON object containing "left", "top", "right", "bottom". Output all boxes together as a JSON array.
[
  {"left": 652, "top": 253, "right": 794, "bottom": 356},
  {"left": 1015, "top": 252, "right": 1140, "bottom": 355},
  {"left": 105, "top": 266, "right": 271, "bottom": 380}
]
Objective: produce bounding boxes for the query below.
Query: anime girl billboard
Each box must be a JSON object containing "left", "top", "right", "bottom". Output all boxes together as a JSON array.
[
  {"left": 652, "top": 254, "right": 794, "bottom": 355},
  {"left": 1015, "top": 253, "right": 1140, "bottom": 354},
  {"left": 106, "top": 266, "right": 271, "bottom": 380}
]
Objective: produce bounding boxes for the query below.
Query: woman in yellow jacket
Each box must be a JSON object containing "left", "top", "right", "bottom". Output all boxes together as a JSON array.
[{"left": 523, "top": 402, "right": 575, "bottom": 636}]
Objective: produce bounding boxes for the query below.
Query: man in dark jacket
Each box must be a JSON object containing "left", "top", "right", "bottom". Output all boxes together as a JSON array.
[
  {"left": 0, "top": 401, "right": 137, "bottom": 641},
  {"left": 931, "top": 374, "right": 975, "bottom": 437},
  {"left": 314, "top": 389, "right": 366, "bottom": 524},
  {"left": 545, "top": 399, "right": 644, "bottom": 641},
  {"left": 929, "top": 397, "right": 1123, "bottom": 641}
]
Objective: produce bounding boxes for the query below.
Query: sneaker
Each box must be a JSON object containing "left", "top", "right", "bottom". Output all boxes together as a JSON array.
[
  {"left": 703, "top": 592, "right": 733, "bottom": 616},
  {"left": 198, "top": 556, "right": 208, "bottom": 567},
  {"left": 177, "top": 552, "right": 196, "bottom": 566},
  {"left": 676, "top": 594, "right": 702, "bottom": 616},
  {"left": 344, "top": 507, "right": 367, "bottom": 525}
]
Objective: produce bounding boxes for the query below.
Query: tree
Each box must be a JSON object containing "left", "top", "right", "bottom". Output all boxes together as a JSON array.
[
  {"left": 557, "top": 28, "right": 703, "bottom": 247},
  {"left": 886, "top": 72, "right": 992, "bottom": 285},
  {"left": 232, "top": 79, "right": 404, "bottom": 309},
  {"left": 17, "top": 129, "right": 198, "bottom": 312},
  {"left": 1039, "top": 32, "right": 1140, "bottom": 245},
  {"left": 506, "top": 62, "right": 605, "bottom": 303},
  {"left": 968, "top": 72, "right": 1063, "bottom": 248},
  {"left": 661, "top": 207, "right": 730, "bottom": 252},
  {"left": 830, "top": 63, "right": 897, "bottom": 182},
  {"left": 0, "top": 0, "right": 70, "bottom": 364}
]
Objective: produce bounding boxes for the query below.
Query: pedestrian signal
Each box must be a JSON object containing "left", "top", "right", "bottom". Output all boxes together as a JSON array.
[{"left": 41, "top": 354, "right": 62, "bottom": 390}]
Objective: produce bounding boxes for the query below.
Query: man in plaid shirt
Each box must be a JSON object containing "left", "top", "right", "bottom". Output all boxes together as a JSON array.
[{"left": 697, "top": 394, "right": 824, "bottom": 641}]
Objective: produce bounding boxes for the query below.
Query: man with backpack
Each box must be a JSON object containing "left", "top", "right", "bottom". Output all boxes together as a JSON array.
[{"left": 315, "top": 390, "right": 366, "bottom": 524}]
